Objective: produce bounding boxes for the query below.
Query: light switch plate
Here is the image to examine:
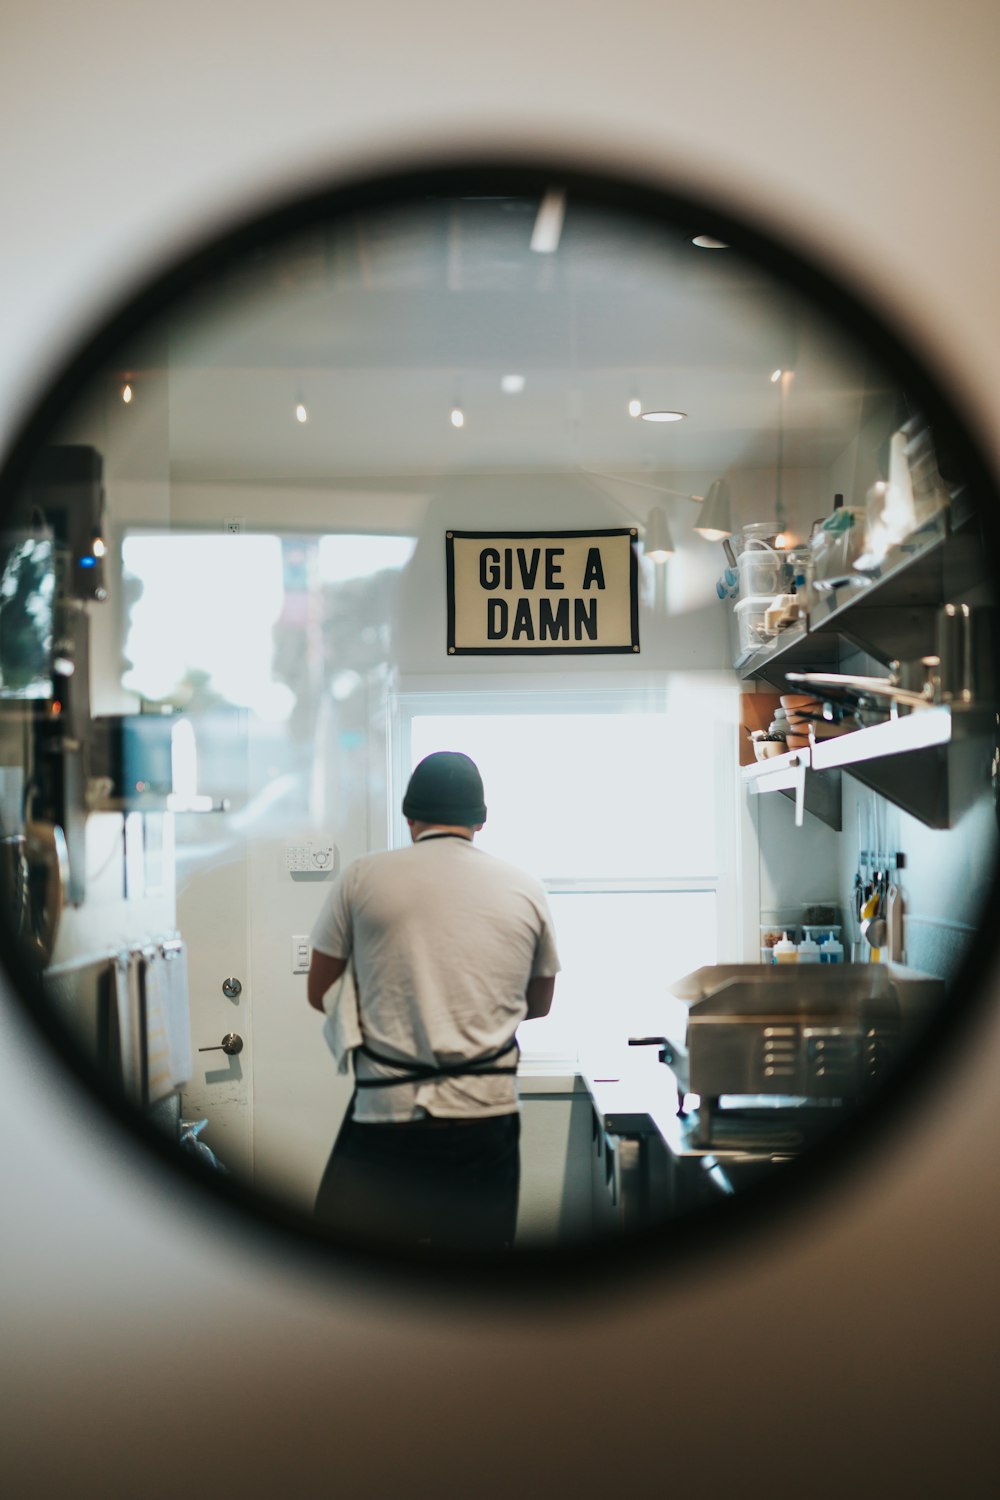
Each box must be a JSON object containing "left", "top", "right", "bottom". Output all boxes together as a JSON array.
[{"left": 291, "top": 935, "right": 310, "bottom": 974}]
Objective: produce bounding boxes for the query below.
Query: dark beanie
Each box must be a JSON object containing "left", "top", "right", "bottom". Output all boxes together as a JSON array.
[{"left": 402, "top": 751, "right": 487, "bottom": 827}]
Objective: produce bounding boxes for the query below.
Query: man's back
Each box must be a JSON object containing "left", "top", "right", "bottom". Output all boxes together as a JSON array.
[
  {"left": 309, "top": 750, "right": 559, "bottom": 1250},
  {"left": 311, "top": 833, "right": 559, "bottom": 1120}
]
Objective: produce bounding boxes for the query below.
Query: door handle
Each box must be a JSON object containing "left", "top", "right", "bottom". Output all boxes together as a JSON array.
[{"left": 198, "top": 1032, "right": 244, "bottom": 1056}]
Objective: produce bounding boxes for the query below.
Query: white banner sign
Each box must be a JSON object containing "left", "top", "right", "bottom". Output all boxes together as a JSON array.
[{"left": 446, "top": 529, "right": 639, "bottom": 655}]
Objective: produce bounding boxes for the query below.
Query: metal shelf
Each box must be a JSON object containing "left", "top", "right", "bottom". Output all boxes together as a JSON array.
[
  {"left": 742, "top": 706, "right": 994, "bottom": 829},
  {"left": 736, "top": 510, "right": 990, "bottom": 688},
  {"left": 737, "top": 508, "right": 995, "bottom": 827}
]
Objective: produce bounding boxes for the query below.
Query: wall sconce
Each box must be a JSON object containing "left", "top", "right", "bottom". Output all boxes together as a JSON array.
[
  {"left": 693, "top": 479, "right": 732, "bottom": 541},
  {"left": 643, "top": 506, "right": 674, "bottom": 562}
]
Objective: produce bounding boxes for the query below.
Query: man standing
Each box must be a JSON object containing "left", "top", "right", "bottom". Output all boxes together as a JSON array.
[{"left": 307, "top": 750, "right": 560, "bottom": 1253}]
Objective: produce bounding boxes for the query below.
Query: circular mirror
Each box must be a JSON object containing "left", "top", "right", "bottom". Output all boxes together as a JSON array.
[{"left": 1, "top": 164, "right": 997, "bottom": 1277}]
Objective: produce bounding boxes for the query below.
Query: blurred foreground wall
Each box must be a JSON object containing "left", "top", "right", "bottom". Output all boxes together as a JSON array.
[{"left": 2, "top": 3, "right": 999, "bottom": 1494}]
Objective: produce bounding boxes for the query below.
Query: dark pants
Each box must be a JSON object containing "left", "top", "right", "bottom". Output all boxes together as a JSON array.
[{"left": 315, "top": 1110, "right": 520, "bottom": 1252}]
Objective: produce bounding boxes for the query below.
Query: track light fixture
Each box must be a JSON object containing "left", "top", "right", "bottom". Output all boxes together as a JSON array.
[
  {"left": 643, "top": 506, "right": 674, "bottom": 562},
  {"left": 694, "top": 479, "right": 732, "bottom": 542}
]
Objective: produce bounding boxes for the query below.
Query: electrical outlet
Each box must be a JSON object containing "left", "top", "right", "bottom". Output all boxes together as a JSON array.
[
  {"left": 291, "top": 935, "right": 310, "bottom": 974},
  {"left": 224, "top": 518, "right": 246, "bottom": 535}
]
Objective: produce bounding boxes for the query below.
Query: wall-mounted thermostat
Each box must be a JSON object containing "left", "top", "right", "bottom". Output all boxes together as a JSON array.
[{"left": 285, "top": 839, "right": 337, "bottom": 879}]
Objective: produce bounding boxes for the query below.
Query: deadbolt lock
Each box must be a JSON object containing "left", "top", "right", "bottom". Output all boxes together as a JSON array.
[{"left": 222, "top": 977, "right": 242, "bottom": 999}]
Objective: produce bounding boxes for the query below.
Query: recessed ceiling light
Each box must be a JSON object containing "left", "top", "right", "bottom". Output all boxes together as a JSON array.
[
  {"left": 501, "top": 374, "right": 526, "bottom": 394},
  {"left": 627, "top": 397, "right": 642, "bottom": 418},
  {"left": 450, "top": 406, "right": 465, "bottom": 429},
  {"left": 770, "top": 369, "right": 783, "bottom": 383},
  {"left": 295, "top": 402, "right": 308, "bottom": 423},
  {"left": 692, "top": 235, "right": 729, "bottom": 249},
  {"left": 121, "top": 381, "right": 133, "bottom": 404},
  {"left": 639, "top": 410, "right": 687, "bottom": 423}
]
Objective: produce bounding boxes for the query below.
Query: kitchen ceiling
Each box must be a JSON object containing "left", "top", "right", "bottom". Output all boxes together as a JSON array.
[{"left": 160, "top": 194, "right": 883, "bottom": 485}]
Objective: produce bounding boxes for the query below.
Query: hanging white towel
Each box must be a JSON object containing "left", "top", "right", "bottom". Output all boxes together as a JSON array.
[
  {"left": 322, "top": 963, "right": 362, "bottom": 1074},
  {"left": 144, "top": 945, "right": 193, "bottom": 1103}
]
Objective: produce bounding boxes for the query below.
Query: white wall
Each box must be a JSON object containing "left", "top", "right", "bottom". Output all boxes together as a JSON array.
[{"left": 3, "top": 5, "right": 1000, "bottom": 1497}]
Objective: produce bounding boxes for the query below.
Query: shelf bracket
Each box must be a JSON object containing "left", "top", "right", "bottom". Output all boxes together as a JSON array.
[
  {"left": 746, "top": 755, "right": 815, "bottom": 826},
  {"left": 744, "top": 752, "right": 842, "bottom": 830}
]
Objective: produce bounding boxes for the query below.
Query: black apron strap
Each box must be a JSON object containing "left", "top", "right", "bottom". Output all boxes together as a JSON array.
[{"left": 354, "top": 1036, "right": 519, "bottom": 1089}]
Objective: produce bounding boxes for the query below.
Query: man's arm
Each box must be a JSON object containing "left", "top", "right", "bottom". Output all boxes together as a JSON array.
[
  {"left": 524, "top": 975, "right": 555, "bottom": 1020},
  {"left": 307, "top": 952, "right": 347, "bottom": 1012}
]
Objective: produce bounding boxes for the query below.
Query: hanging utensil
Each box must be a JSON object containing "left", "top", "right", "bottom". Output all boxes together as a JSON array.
[
  {"left": 853, "top": 801, "right": 864, "bottom": 932},
  {"left": 861, "top": 884, "right": 886, "bottom": 959},
  {"left": 785, "top": 670, "right": 934, "bottom": 709},
  {"left": 887, "top": 884, "right": 903, "bottom": 964},
  {"left": 862, "top": 914, "right": 887, "bottom": 959},
  {"left": 872, "top": 796, "right": 882, "bottom": 907}
]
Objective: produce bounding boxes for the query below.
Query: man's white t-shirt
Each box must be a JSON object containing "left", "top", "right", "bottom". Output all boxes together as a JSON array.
[{"left": 309, "top": 833, "right": 561, "bottom": 1122}]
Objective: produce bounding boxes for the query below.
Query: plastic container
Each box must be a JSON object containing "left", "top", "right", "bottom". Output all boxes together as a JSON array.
[
  {"left": 810, "top": 504, "right": 868, "bottom": 583},
  {"left": 786, "top": 547, "right": 814, "bottom": 611},
  {"left": 734, "top": 595, "right": 773, "bottom": 655},
  {"left": 819, "top": 935, "right": 844, "bottom": 964},
  {"left": 764, "top": 594, "right": 799, "bottom": 633},
  {"left": 760, "top": 945, "right": 775, "bottom": 965},
  {"left": 797, "top": 936, "right": 820, "bottom": 963},
  {"left": 741, "top": 521, "right": 782, "bottom": 549},
  {"left": 802, "top": 923, "right": 842, "bottom": 943},
  {"left": 737, "top": 539, "right": 783, "bottom": 597},
  {"left": 773, "top": 932, "right": 798, "bottom": 964},
  {"left": 760, "top": 922, "right": 799, "bottom": 952}
]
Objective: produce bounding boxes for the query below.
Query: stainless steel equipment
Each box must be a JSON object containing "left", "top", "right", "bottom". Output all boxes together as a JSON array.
[{"left": 633, "top": 964, "right": 943, "bottom": 1149}]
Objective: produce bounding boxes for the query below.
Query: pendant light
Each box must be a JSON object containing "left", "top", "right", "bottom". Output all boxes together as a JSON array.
[
  {"left": 643, "top": 506, "right": 674, "bottom": 562},
  {"left": 694, "top": 479, "right": 732, "bottom": 541}
]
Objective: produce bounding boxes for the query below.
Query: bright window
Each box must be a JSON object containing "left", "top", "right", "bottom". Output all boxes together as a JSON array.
[
  {"left": 399, "top": 684, "right": 737, "bottom": 1070},
  {"left": 534, "top": 888, "right": 717, "bottom": 1072}
]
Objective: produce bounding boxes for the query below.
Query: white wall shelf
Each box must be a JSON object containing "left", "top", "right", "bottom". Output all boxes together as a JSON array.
[
  {"left": 742, "top": 705, "right": 994, "bottom": 829},
  {"left": 742, "top": 746, "right": 840, "bottom": 829}
]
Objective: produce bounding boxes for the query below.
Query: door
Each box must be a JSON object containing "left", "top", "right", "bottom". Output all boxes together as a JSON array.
[
  {"left": 176, "top": 710, "right": 253, "bottom": 1180},
  {"left": 177, "top": 841, "right": 253, "bottom": 1177}
]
